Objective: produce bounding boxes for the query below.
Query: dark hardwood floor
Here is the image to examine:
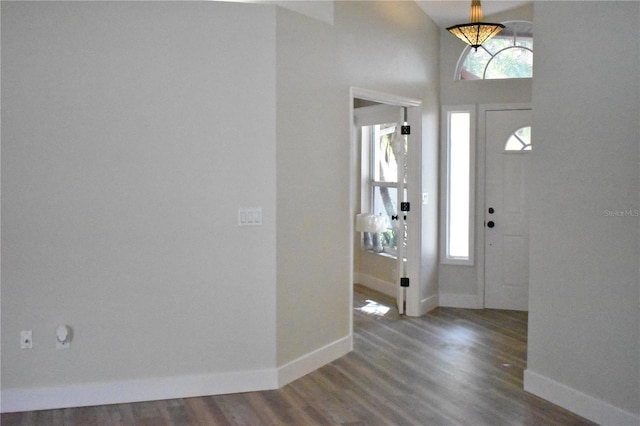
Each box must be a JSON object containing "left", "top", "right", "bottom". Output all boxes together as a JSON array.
[{"left": 2, "top": 285, "right": 596, "bottom": 425}]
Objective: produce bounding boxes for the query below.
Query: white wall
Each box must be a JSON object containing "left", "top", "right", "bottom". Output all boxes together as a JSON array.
[
  {"left": 438, "top": 4, "right": 533, "bottom": 306},
  {"left": 525, "top": 2, "right": 640, "bottom": 424},
  {"left": 276, "top": 0, "right": 440, "bottom": 365},
  {"left": 1, "top": 0, "right": 442, "bottom": 412},
  {"left": 1, "top": 1, "right": 278, "bottom": 410}
]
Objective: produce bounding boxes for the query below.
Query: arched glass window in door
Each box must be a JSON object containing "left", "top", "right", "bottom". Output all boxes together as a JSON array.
[
  {"left": 505, "top": 126, "right": 531, "bottom": 151},
  {"left": 455, "top": 21, "right": 533, "bottom": 80}
]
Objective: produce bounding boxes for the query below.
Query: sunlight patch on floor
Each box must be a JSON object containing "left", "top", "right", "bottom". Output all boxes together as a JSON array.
[
  {"left": 448, "top": 325, "right": 475, "bottom": 343},
  {"left": 356, "top": 299, "right": 391, "bottom": 316}
]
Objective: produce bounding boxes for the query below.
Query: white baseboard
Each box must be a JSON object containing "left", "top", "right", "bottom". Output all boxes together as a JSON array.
[
  {"left": 277, "top": 335, "right": 352, "bottom": 387},
  {"left": 438, "top": 293, "right": 482, "bottom": 309},
  {"left": 420, "top": 293, "right": 439, "bottom": 314},
  {"left": 1, "top": 368, "right": 278, "bottom": 414},
  {"left": 1, "top": 335, "right": 353, "bottom": 414},
  {"left": 354, "top": 273, "right": 395, "bottom": 298},
  {"left": 524, "top": 369, "right": 640, "bottom": 426},
  {"left": 356, "top": 275, "right": 438, "bottom": 317}
]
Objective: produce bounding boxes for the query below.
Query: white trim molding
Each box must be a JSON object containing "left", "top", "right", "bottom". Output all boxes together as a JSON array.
[
  {"left": 350, "top": 87, "right": 421, "bottom": 108},
  {"left": 277, "top": 335, "right": 352, "bottom": 388},
  {"left": 420, "top": 294, "right": 439, "bottom": 313},
  {"left": 1, "top": 369, "right": 278, "bottom": 414},
  {"left": 354, "top": 273, "right": 395, "bottom": 298},
  {"left": 1, "top": 335, "right": 353, "bottom": 413},
  {"left": 524, "top": 369, "right": 640, "bottom": 426},
  {"left": 438, "top": 293, "right": 483, "bottom": 309}
]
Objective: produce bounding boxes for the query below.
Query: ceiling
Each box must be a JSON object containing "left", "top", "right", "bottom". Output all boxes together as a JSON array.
[{"left": 415, "top": 1, "right": 531, "bottom": 29}]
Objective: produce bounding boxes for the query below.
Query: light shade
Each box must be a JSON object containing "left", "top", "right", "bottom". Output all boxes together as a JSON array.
[
  {"left": 447, "top": 0, "right": 504, "bottom": 50},
  {"left": 355, "top": 214, "right": 388, "bottom": 233}
]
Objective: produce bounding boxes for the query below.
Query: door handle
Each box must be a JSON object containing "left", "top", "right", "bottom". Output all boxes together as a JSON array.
[{"left": 487, "top": 221, "right": 495, "bottom": 228}]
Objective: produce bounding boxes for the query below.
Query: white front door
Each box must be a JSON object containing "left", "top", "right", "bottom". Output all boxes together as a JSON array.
[{"left": 484, "top": 109, "right": 532, "bottom": 311}]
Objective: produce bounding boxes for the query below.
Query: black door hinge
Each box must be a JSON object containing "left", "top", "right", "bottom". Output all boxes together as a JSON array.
[{"left": 400, "top": 277, "right": 410, "bottom": 288}]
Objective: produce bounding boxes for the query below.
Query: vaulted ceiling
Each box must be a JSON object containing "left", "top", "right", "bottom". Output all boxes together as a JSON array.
[{"left": 415, "top": 1, "right": 531, "bottom": 28}]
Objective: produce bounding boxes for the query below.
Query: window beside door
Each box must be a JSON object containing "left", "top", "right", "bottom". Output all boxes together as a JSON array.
[{"left": 441, "top": 106, "right": 475, "bottom": 265}]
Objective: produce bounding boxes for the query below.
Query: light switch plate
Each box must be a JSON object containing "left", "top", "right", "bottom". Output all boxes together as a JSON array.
[{"left": 238, "top": 207, "right": 262, "bottom": 226}]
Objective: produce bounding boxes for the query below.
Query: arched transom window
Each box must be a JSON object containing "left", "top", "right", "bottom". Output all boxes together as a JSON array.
[{"left": 455, "top": 21, "right": 533, "bottom": 80}]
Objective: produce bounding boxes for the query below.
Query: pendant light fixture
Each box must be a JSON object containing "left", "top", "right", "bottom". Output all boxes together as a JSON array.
[{"left": 446, "top": 0, "right": 504, "bottom": 51}]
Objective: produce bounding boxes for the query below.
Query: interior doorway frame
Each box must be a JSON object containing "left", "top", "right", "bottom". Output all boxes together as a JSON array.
[
  {"left": 349, "top": 87, "right": 423, "bottom": 320},
  {"left": 476, "top": 103, "right": 532, "bottom": 308}
]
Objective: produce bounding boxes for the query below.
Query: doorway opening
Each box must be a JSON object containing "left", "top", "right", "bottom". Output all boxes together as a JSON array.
[{"left": 349, "top": 87, "right": 422, "bottom": 319}]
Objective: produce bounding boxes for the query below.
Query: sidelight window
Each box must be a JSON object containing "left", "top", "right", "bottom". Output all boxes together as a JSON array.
[{"left": 441, "top": 106, "right": 475, "bottom": 265}]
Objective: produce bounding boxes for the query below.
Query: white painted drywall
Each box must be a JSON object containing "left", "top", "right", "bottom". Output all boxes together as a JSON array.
[
  {"left": 526, "top": 2, "right": 640, "bottom": 422},
  {"left": 271, "top": 0, "right": 334, "bottom": 25},
  {"left": 2, "top": 0, "right": 277, "bottom": 391},
  {"left": 2, "top": 0, "right": 442, "bottom": 410},
  {"left": 276, "top": 0, "right": 440, "bottom": 364}
]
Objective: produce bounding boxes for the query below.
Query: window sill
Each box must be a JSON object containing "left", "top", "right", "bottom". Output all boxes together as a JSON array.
[
  {"left": 440, "top": 258, "right": 474, "bottom": 266},
  {"left": 361, "top": 249, "right": 407, "bottom": 262},
  {"left": 365, "top": 250, "right": 396, "bottom": 260}
]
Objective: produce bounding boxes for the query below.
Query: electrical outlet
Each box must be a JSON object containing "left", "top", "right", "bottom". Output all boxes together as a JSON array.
[
  {"left": 20, "top": 330, "right": 33, "bottom": 349},
  {"left": 56, "top": 325, "right": 71, "bottom": 349}
]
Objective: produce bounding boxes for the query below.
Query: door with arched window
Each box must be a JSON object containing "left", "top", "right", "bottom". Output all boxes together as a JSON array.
[{"left": 484, "top": 108, "right": 532, "bottom": 311}]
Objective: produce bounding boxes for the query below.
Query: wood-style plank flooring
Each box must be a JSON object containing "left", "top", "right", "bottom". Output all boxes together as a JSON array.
[{"left": 2, "top": 285, "right": 596, "bottom": 425}]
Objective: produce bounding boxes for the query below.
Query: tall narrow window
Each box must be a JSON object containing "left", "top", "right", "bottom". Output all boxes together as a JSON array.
[{"left": 442, "top": 106, "right": 475, "bottom": 264}]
